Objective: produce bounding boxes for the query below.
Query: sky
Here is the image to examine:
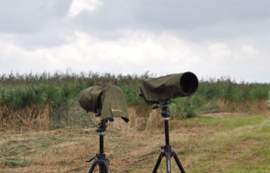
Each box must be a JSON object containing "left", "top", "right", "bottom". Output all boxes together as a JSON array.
[{"left": 0, "top": 0, "right": 269, "bottom": 83}]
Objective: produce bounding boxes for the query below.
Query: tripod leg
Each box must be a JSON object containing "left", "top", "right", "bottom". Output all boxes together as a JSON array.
[
  {"left": 152, "top": 153, "right": 163, "bottom": 173},
  {"left": 88, "top": 161, "right": 98, "bottom": 173},
  {"left": 165, "top": 153, "right": 172, "bottom": 173},
  {"left": 104, "top": 163, "right": 110, "bottom": 173},
  {"left": 100, "top": 162, "right": 110, "bottom": 173},
  {"left": 99, "top": 164, "right": 105, "bottom": 173},
  {"left": 88, "top": 161, "right": 110, "bottom": 173},
  {"left": 173, "top": 153, "right": 185, "bottom": 173}
]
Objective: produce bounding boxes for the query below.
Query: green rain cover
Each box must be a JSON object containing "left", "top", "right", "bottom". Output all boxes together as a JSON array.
[
  {"left": 78, "top": 86, "right": 103, "bottom": 113},
  {"left": 139, "top": 72, "right": 198, "bottom": 104},
  {"left": 78, "top": 85, "right": 129, "bottom": 122}
]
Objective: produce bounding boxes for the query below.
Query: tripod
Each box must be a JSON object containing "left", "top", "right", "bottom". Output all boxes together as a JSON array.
[
  {"left": 87, "top": 117, "right": 114, "bottom": 173},
  {"left": 152, "top": 100, "right": 185, "bottom": 173}
]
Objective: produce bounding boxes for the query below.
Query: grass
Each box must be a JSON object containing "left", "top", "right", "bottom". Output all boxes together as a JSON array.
[
  {"left": 0, "top": 72, "right": 269, "bottom": 130},
  {"left": 1, "top": 109, "right": 270, "bottom": 172},
  {"left": 0, "top": 71, "right": 269, "bottom": 172}
]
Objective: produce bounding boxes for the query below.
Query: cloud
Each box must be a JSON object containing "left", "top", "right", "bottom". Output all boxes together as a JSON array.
[
  {"left": 1, "top": 0, "right": 269, "bottom": 49},
  {"left": 0, "top": 0, "right": 72, "bottom": 34},
  {"left": 69, "top": 0, "right": 270, "bottom": 41},
  {"left": 1, "top": 28, "right": 269, "bottom": 82},
  {"left": 209, "top": 43, "right": 231, "bottom": 58},
  {"left": 0, "top": 30, "right": 202, "bottom": 75},
  {"left": 241, "top": 45, "right": 258, "bottom": 54},
  {"left": 68, "top": 0, "right": 102, "bottom": 17},
  {"left": 0, "top": 0, "right": 269, "bottom": 83}
]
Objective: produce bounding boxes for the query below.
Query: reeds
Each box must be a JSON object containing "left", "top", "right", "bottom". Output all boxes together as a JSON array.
[
  {"left": 197, "top": 77, "right": 269, "bottom": 112},
  {"left": 0, "top": 71, "right": 269, "bottom": 129},
  {"left": 0, "top": 104, "right": 51, "bottom": 130}
]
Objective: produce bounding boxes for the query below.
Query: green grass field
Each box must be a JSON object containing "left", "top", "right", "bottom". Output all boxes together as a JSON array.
[{"left": 1, "top": 109, "right": 270, "bottom": 173}]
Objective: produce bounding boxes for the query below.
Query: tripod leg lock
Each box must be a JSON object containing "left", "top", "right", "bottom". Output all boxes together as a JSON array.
[{"left": 86, "top": 155, "right": 97, "bottom": 163}]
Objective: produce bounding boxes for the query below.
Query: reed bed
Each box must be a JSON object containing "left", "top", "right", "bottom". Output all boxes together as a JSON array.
[{"left": 0, "top": 71, "right": 269, "bottom": 129}]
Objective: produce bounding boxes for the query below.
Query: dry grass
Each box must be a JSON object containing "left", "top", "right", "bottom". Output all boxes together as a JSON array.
[
  {"left": 108, "top": 108, "right": 164, "bottom": 132},
  {"left": 0, "top": 105, "right": 51, "bottom": 130},
  {"left": 1, "top": 109, "right": 270, "bottom": 172},
  {"left": 215, "top": 99, "right": 268, "bottom": 112}
]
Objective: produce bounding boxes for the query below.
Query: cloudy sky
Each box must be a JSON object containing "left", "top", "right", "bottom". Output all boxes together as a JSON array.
[{"left": 0, "top": 0, "right": 269, "bottom": 83}]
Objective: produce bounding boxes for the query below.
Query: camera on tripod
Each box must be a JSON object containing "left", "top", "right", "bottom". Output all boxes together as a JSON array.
[
  {"left": 78, "top": 85, "right": 129, "bottom": 173},
  {"left": 139, "top": 71, "right": 199, "bottom": 173}
]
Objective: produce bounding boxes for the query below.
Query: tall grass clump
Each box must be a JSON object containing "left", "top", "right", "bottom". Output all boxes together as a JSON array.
[
  {"left": 169, "top": 77, "right": 269, "bottom": 118},
  {"left": 197, "top": 77, "right": 269, "bottom": 112},
  {"left": 170, "top": 95, "right": 206, "bottom": 119}
]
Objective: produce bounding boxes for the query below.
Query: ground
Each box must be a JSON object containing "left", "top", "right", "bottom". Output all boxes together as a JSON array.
[{"left": 1, "top": 110, "right": 270, "bottom": 173}]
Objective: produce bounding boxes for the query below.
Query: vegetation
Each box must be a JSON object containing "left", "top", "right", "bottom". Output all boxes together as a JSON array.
[
  {"left": 1, "top": 111, "right": 270, "bottom": 172},
  {"left": 0, "top": 71, "right": 270, "bottom": 172},
  {"left": 0, "top": 71, "right": 269, "bottom": 129}
]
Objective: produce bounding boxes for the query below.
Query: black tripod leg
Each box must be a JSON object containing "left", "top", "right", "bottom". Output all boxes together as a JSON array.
[
  {"left": 101, "top": 161, "right": 110, "bottom": 173},
  {"left": 98, "top": 160, "right": 110, "bottom": 173},
  {"left": 88, "top": 161, "right": 98, "bottom": 173},
  {"left": 88, "top": 161, "right": 110, "bottom": 173},
  {"left": 104, "top": 163, "right": 110, "bottom": 173},
  {"left": 173, "top": 153, "right": 185, "bottom": 173},
  {"left": 165, "top": 153, "right": 172, "bottom": 173},
  {"left": 152, "top": 153, "right": 163, "bottom": 173},
  {"left": 99, "top": 164, "right": 105, "bottom": 173}
]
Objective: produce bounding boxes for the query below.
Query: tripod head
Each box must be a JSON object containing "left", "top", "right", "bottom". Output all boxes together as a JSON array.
[
  {"left": 95, "top": 112, "right": 114, "bottom": 134},
  {"left": 152, "top": 100, "right": 172, "bottom": 119}
]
